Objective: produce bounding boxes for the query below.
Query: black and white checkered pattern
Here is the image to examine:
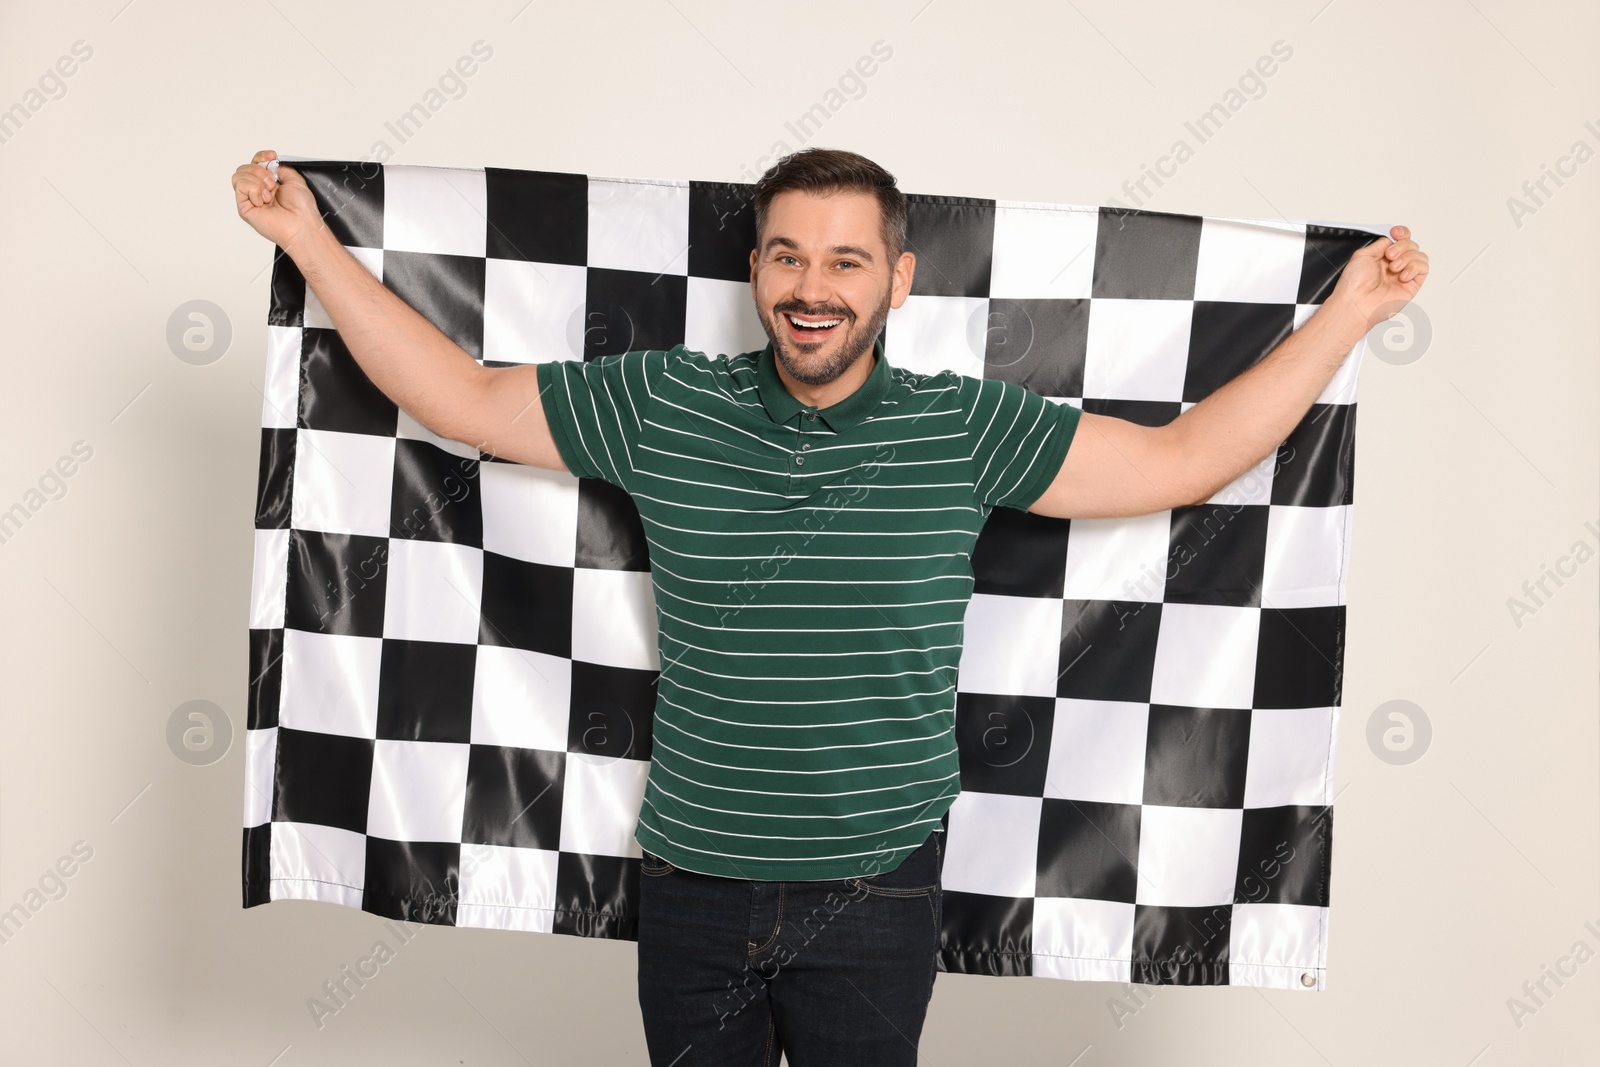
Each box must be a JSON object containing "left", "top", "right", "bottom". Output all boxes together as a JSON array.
[{"left": 243, "top": 159, "right": 1382, "bottom": 990}]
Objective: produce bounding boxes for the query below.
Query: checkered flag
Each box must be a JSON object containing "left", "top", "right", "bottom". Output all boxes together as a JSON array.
[{"left": 243, "top": 158, "right": 1380, "bottom": 990}]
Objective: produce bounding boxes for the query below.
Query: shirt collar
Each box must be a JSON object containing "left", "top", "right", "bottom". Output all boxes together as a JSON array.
[{"left": 755, "top": 336, "right": 890, "bottom": 433}]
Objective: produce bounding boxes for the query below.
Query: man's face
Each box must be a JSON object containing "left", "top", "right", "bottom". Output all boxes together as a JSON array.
[{"left": 749, "top": 189, "right": 914, "bottom": 388}]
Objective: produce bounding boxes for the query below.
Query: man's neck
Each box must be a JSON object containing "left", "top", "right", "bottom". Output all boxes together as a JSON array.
[{"left": 774, "top": 346, "right": 877, "bottom": 410}]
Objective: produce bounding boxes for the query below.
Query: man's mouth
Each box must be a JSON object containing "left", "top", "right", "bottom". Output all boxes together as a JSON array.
[{"left": 783, "top": 311, "right": 845, "bottom": 343}]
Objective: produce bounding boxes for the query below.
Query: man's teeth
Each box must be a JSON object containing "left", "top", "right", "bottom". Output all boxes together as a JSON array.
[{"left": 789, "top": 314, "right": 842, "bottom": 329}]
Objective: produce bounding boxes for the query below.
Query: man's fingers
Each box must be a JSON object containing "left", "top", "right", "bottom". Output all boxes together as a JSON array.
[
  {"left": 234, "top": 174, "right": 263, "bottom": 209},
  {"left": 237, "top": 153, "right": 287, "bottom": 199},
  {"left": 243, "top": 174, "right": 270, "bottom": 207},
  {"left": 1390, "top": 251, "right": 1425, "bottom": 275},
  {"left": 233, "top": 165, "right": 278, "bottom": 209}
]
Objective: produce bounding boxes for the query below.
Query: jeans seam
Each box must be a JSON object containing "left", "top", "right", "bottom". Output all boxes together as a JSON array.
[
  {"left": 846, "top": 879, "right": 934, "bottom": 898},
  {"left": 749, "top": 884, "right": 785, "bottom": 957}
]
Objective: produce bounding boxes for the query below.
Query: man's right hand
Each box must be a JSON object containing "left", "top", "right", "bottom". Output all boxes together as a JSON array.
[
  {"left": 232, "top": 149, "right": 326, "bottom": 251},
  {"left": 229, "top": 147, "right": 568, "bottom": 473}
]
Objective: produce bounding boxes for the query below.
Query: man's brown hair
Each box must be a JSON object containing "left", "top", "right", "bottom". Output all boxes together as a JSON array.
[{"left": 751, "top": 148, "right": 908, "bottom": 263}]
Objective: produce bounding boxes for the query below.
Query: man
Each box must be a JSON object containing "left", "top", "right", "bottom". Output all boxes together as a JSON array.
[{"left": 232, "top": 147, "right": 1427, "bottom": 1065}]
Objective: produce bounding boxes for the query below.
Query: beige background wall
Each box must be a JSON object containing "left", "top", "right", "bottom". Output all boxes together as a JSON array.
[{"left": 1, "top": 0, "right": 1595, "bottom": 1063}]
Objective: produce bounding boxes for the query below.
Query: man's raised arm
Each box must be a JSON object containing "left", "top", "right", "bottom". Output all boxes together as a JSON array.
[
  {"left": 231, "top": 149, "right": 566, "bottom": 471},
  {"left": 1029, "top": 225, "right": 1429, "bottom": 520}
]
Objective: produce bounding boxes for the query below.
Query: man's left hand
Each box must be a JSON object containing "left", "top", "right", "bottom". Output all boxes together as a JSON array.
[{"left": 1330, "top": 224, "right": 1430, "bottom": 331}]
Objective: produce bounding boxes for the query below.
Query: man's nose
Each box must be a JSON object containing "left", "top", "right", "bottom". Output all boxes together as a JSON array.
[{"left": 791, "top": 262, "right": 834, "bottom": 307}]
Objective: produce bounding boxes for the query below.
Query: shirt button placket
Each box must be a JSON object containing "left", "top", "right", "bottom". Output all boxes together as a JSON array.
[
  {"left": 789, "top": 413, "right": 811, "bottom": 490},
  {"left": 797, "top": 412, "right": 817, "bottom": 470}
]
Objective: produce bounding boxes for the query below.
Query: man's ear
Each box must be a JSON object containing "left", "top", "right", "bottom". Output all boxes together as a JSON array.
[
  {"left": 890, "top": 251, "right": 916, "bottom": 309},
  {"left": 749, "top": 248, "right": 758, "bottom": 287}
]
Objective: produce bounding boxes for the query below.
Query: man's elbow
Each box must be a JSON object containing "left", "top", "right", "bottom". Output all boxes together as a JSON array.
[
  {"left": 1157, "top": 425, "right": 1213, "bottom": 511},
  {"left": 1178, "top": 477, "right": 1217, "bottom": 510}
]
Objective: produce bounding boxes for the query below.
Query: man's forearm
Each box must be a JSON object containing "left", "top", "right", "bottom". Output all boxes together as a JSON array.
[
  {"left": 1170, "top": 294, "right": 1369, "bottom": 505},
  {"left": 285, "top": 220, "right": 484, "bottom": 442}
]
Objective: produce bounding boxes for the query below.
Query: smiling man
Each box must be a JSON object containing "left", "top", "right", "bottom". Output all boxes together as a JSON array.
[{"left": 233, "top": 146, "right": 1427, "bottom": 1066}]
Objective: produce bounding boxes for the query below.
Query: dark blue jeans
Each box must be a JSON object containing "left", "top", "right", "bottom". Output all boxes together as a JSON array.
[{"left": 636, "top": 828, "right": 944, "bottom": 1066}]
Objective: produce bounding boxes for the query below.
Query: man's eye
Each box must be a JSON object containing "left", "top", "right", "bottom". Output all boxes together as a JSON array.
[{"left": 836, "top": 261, "right": 857, "bottom": 270}]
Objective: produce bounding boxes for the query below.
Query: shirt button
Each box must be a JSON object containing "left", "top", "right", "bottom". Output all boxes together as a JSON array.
[
  {"left": 794, "top": 455, "right": 805, "bottom": 466},
  {"left": 801, "top": 443, "right": 811, "bottom": 451},
  {"left": 805, "top": 412, "right": 817, "bottom": 422}
]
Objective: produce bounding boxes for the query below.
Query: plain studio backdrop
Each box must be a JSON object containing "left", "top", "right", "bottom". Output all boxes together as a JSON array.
[{"left": 0, "top": 1, "right": 1595, "bottom": 1063}]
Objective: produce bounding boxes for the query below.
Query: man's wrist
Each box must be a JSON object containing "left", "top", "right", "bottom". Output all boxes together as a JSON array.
[
  {"left": 1312, "top": 292, "right": 1371, "bottom": 354},
  {"left": 280, "top": 214, "right": 338, "bottom": 273}
]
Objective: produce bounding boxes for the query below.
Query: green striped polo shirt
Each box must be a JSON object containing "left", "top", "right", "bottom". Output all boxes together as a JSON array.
[{"left": 535, "top": 338, "right": 1080, "bottom": 881}]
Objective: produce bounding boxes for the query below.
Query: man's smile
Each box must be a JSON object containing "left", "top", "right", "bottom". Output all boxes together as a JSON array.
[{"left": 782, "top": 310, "right": 848, "bottom": 344}]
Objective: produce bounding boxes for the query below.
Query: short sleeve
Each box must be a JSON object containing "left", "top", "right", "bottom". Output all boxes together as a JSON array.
[
  {"left": 959, "top": 375, "right": 1081, "bottom": 511},
  {"left": 535, "top": 347, "right": 672, "bottom": 490}
]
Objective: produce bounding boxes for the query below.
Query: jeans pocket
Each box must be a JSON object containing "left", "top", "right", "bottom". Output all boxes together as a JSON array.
[
  {"left": 641, "top": 850, "right": 676, "bottom": 878},
  {"left": 844, "top": 831, "right": 941, "bottom": 898}
]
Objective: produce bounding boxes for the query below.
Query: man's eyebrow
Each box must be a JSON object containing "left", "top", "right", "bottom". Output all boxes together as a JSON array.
[{"left": 761, "top": 235, "right": 876, "bottom": 262}]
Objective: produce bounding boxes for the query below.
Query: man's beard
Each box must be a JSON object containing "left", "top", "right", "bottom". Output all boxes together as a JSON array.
[{"left": 758, "top": 281, "right": 893, "bottom": 388}]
